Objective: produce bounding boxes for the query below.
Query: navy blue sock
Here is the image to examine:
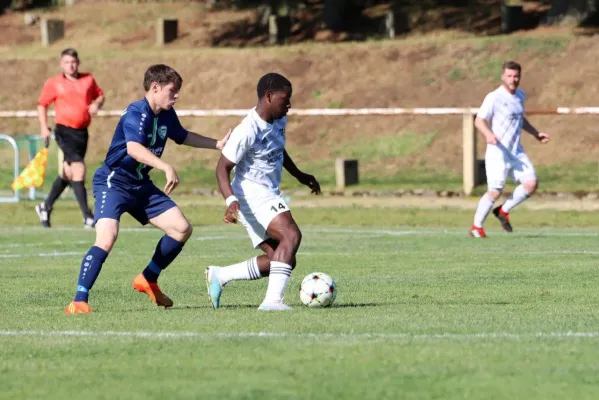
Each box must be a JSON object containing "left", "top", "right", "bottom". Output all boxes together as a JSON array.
[
  {"left": 142, "top": 235, "right": 185, "bottom": 283},
  {"left": 74, "top": 246, "right": 109, "bottom": 302}
]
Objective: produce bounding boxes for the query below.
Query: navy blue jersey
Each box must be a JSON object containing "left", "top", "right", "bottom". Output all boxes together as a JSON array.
[{"left": 100, "top": 98, "right": 188, "bottom": 184}]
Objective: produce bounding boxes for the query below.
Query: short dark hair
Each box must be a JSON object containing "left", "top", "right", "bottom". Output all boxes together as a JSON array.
[
  {"left": 143, "top": 64, "right": 183, "bottom": 91},
  {"left": 502, "top": 61, "right": 521, "bottom": 73},
  {"left": 61, "top": 48, "right": 78, "bottom": 60},
  {"left": 257, "top": 73, "right": 292, "bottom": 98}
]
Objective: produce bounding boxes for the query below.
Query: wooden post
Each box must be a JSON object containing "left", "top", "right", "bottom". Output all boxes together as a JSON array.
[
  {"left": 385, "top": 11, "right": 395, "bottom": 39},
  {"left": 335, "top": 158, "right": 359, "bottom": 189},
  {"left": 156, "top": 18, "right": 178, "bottom": 46},
  {"left": 269, "top": 15, "right": 291, "bottom": 45},
  {"left": 501, "top": 3, "right": 524, "bottom": 33},
  {"left": 41, "top": 19, "right": 64, "bottom": 47},
  {"left": 268, "top": 15, "right": 278, "bottom": 45},
  {"left": 462, "top": 113, "right": 477, "bottom": 196}
]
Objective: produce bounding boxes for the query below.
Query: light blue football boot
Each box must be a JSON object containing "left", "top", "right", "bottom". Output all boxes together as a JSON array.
[{"left": 205, "top": 266, "right": 223, "bottom": 309}]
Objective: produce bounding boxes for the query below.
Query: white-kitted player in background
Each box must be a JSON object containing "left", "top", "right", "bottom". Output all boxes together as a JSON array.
[
  {"left": 207, "top": 72, "right": 321, "bottom": 310},
  {"left": 470, "top": 61, "right": 550, "bottom": 238}
]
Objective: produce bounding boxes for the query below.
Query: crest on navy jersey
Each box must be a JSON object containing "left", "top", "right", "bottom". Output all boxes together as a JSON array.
[{"left": 158, "top": 126, "right": 168, "bottom": 140}]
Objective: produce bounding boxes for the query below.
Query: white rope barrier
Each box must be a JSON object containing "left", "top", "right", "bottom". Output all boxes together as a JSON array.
[{"left": 2, "top": 107, "right": 599, "bottom": 118}]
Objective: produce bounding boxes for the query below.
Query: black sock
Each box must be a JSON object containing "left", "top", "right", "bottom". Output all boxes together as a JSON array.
[
  {"left": 71, "top": 181, "right": 92, "bottom": 218},
  {"left": 45, "top": 176, "right": 69, "bottom": 209}
]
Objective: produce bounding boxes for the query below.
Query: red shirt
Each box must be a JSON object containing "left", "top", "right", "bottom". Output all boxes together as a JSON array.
[{"left": 38, "top": 73, "right": 103, "bottom": 129}]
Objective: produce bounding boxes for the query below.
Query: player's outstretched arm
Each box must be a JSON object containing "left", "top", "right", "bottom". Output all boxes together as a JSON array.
[
  {"left": 183, "top": 129, "right": 232, "bottom": 150},
  {"left": 215, "top": 154, "right": 240, "bottom": 224},
  {"left": 283, "top": 150, "right": 321, "bottom": 195},
  {"left": 523, "top": 118, "right": 550, "bottom": 144},
  {"left": 127, "top": 142, "right": 179, "bottom": 195}
]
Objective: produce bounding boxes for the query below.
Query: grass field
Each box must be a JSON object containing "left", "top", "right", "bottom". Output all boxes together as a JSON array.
[{"left": 2, "top": 201, "right": 599, "bottom": 399}]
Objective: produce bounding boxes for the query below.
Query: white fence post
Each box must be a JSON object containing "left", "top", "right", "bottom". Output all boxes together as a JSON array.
[{"left": 462, "top": 112, "right": 476, "bottom": 196}]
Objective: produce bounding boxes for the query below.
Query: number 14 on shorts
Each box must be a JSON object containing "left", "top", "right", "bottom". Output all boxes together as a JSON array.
[{"left": 271, "top": 202, "right": 286, "bottom": 212}]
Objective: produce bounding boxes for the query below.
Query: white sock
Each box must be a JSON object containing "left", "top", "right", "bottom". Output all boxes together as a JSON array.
[
  {"left": 473, "top": 193, "right": 495, "bottom": 228},
  {"left": 263, "top": 261, "right": 292, "bottom": 304},
  {"left": 218, "top": 257, "right": 261, "bottom": 285},
  {"left": 502, "top": 185, "right": 529, "bottom": 213}
]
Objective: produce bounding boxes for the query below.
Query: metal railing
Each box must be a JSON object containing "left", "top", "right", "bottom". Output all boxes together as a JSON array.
[
  {"left": 0, "top": 134, "right": 19, "bottom": 203},
  {"left": 0, "top": 134, "right": 52, "bottom": 202}
]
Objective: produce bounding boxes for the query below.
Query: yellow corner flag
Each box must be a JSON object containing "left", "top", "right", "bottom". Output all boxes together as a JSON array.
[{"left": 11, "top": 148, "right": 48, "bottom": 191}]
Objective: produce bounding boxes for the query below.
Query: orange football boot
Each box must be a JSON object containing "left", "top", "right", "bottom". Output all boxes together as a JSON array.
[
  {"left": 132, "top": 273, "right": 173, "bottom": 308},
  {"left": 65, "top": 301, "right": 92, "bottom": 314}
]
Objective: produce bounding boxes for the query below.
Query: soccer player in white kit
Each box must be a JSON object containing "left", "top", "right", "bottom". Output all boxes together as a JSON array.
[
  {"left": 206, "top": 73, "right": 321, "bottom": 310},
  {"left": 470, "top": 61, "right": 550, "bottom": 238}
]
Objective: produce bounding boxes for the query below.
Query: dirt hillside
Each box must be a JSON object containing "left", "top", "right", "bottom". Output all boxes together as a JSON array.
[{"left": 0, "top": 3, "right": 597, "bottom": 185}]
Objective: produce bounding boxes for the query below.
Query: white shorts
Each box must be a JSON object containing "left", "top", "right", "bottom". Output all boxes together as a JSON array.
[
  {"left": 233, "top": 180, "right": 290, "bottom": 249},
  {"left": 485, "top": 151, "right": 537, "bottom": 191}
]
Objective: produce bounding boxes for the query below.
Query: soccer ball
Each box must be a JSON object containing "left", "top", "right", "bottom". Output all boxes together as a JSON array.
[{"left": 299, "top": 272, "right": 337, "bottom": 308}]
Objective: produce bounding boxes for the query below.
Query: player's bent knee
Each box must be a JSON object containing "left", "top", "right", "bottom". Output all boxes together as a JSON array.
[
  {"left": 94, "top": 239, "right": 116, "bottom": 253},
  {"left": 524, "top": 180, "right": 538, "bottom": 194},
  {"left": 70, "top": 162, "right": 85, "bottom": 179},
  {"left": 182, "top": 223, "right": 193, "bottom": 241},
  {"left": 72, "top": 170, "right": 85, "bottom": 181},
  {"left": 487, "top": 189, "right": 502, "bottom": 200},
  {"left": 285, "top": 228, "right": 302, "bottom": 250},
  {"left": 94, "top": 231, "right": 118, "bottom": 252},
  {"left": 168, "top": 220, "right": 192, "bottom": 242},
  {"left": 62, "top": 164, "right": 73, "bottom": 181},
  {"left": 93, "top": 219, "right": 119, "bottom": 252}
]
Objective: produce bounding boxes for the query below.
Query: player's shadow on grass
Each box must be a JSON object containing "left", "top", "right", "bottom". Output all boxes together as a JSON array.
[
  {"left": 521, "top": 234, "right": 553, "bottom": 239},
  {"left": 173, "top": 302, "right": 381, "bottom": 310},
  {"left": 331, "top": 302, "right": 378, "bottom": 308},
  {"left": 169, "top": 304, "right": 258, "bottom": 310}
]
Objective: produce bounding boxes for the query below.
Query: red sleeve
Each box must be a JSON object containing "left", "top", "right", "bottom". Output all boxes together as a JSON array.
[
  {"left": 38, "top": 78, "right": 56, "bottom": 107},
  {"left": 91, "top": 77, "right": 104, "bottom": 99}
]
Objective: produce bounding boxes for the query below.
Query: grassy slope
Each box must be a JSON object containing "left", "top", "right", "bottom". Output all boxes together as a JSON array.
[{"left": 1, "top": 4, "right": 598, "bottom": 193}]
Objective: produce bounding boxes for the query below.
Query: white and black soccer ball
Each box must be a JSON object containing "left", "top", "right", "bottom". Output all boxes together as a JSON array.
[{"left": 299, "top": 272, "right": 337, "bottom": 308}]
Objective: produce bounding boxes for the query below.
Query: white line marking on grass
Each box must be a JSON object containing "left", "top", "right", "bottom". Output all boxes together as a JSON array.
[
  {"left": 312, "top": 227, "right": 599, "bottom": 237},
  {"left": 2, "top": 226, "right": 599, "bottom": 238},
  {"left": 0, "top": 240, "right": 88, "bottom": 249},
  {"left": 538, "top": 232, "right": 599, "bottom": 237},
  {"left": 0, "top": 251, "right": 84, "bottom": 258},
  {"left": 2, "top": 330, "right": 599, "bottom": 341},
  {"left": 0, "top": 226, "right": 156, "bottom": 233},
  {"left": 193, "top": 235, "right": 248, "bottom": 241},
  {"left": 477, "top": 250, "right": 599, "bottom": 256},
  {"left": 306, "top": 228, "right": 436, "bottom": 236},
  {"left": 298, "top": 249, "right": 599, "bottom": 257}
]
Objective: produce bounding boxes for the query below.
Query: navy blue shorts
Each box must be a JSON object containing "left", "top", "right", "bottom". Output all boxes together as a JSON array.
[{"left": 92, "top": 171, "right": 176, "bottom": 225}]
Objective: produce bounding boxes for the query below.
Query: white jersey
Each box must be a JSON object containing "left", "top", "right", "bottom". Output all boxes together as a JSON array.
[
  {"left": 477, "top": 85, "right": 526, "bottom": 157},
  {"left": 221, "top": 107, "right": 286, "bottom": 193}
]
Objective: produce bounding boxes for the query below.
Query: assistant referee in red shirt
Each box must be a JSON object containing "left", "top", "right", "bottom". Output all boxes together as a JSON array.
[{"left": 35, "top": 48, "right": 105, "bottom": 229}]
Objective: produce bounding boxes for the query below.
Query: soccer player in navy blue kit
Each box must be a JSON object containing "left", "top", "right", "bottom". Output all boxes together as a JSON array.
[{"left": 65, "top": 64, "right": 231, "bottom": 314}]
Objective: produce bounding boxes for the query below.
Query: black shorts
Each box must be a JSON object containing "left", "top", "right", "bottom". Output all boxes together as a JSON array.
[{"left": 55, "top": 124, "right": 89, "bottom": 163}]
